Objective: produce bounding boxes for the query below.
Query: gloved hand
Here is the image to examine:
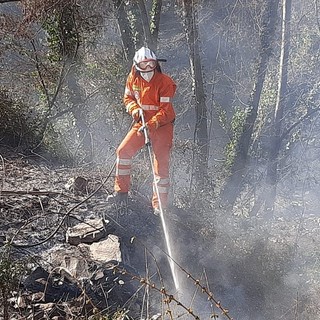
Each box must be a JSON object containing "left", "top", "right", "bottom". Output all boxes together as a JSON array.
[
  {"left": 131, "top": 108, "right": 143, "bottom": 122},
  {"left": 138, "top": 124, "right": 147, "bottom": 134},
  {"left": 146, "top": 118, "right": 159, "bottom": 132}
]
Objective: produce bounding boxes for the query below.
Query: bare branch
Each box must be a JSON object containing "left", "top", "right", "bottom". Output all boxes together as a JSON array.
[
  {"left": 281, "top": 106, "right": 320, "bottom": 141},
  {"left": 0, "top": 0, "right": 20, "bottom": 3}
]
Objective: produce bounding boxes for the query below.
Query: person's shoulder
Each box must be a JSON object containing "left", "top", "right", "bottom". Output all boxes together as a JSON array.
[
  {"left": 127, "top": 71, "right": 143, "bottom": 86},
  {"left": 157, "top": 71, "right": 175, "bottom": 83}
]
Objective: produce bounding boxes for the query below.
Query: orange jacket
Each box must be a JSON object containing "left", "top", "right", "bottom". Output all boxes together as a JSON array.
[{"left": 124, "top": 68, "right": 176, "bottom": 128}]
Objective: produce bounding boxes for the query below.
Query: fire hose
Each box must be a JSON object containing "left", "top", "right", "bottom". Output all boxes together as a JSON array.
[
  {"left": 138, "top": 109, "right": 165, "bottom": 217},
  {"left": 138, "top": 109, "right": 180, "bottom": 292}
]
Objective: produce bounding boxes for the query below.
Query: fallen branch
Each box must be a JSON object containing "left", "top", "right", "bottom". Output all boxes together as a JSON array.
[{"left": 0, "top": 190, "right": 62, "bottom": 196}]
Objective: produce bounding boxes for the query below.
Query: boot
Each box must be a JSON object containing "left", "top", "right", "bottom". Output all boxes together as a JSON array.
[
  {"left": 107, "top": 192, "right": 128, "bottom": 205},
  {"left": 153, "top": 207, "right": 166, "bottom": 216}
]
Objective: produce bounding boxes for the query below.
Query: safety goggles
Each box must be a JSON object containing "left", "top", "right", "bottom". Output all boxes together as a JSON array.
[{"left": 137, "top": 59, "right": 157, "bottom": 70}]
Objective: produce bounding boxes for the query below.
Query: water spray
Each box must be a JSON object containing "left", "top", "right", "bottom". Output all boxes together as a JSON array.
[{"left": 139, "top": 110, "right": 180, "bottom": 293}]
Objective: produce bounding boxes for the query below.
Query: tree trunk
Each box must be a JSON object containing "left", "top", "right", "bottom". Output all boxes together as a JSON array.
[
  {"left": 60, "top": 6, "right": 93, "bottom": 163},
  {"left": 182, "top": 0, "right": 209, "bottom": 191},
  {"left": 128, "top": 1, "right": 145, "bottom": 49},
  {"left": 221, "top": 0, "right": 280, "bottom": 205},
  {"left": 66, "top": 69, "right": 93, "bottom": 163},
  {"left": 149, "top": 0, "right": 162, "bottom": 51},
  {"left": 113, "top": 0, "right": 162, "bottom": 59},
  {"left": 2, "top": 290, "right": 9, "bottom": 320},
  {"left": 113, "top": 0, "right": 135, "bottom": 62},
  {"left": 265, "top": 0, "right": 292, "bottom": 212},
  {"left": 137, "top": 0, "right": 152, "bottom": 47}
]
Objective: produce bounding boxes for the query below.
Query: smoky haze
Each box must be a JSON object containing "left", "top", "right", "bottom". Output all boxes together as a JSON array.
[
  {"left": 0, "top": 0, "right": 320, "bottom": 319},
  {"left": 156, "top": 1, "right": 320, "bottom": 319}
]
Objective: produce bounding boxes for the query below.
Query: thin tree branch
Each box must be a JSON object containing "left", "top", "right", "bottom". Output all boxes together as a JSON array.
[
  {"left": 0, "top": 0, "right": 20, "bottom": 3},
  {"left": 315, "top": 0, "right": 320, "bottom": 34},
  {"left": 281, "top": 106, "right": 320, "bottom": 141}
]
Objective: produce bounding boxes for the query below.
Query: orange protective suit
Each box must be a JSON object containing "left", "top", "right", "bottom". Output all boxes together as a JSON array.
[{"left": 115, "top": 67, "right": 176, "bottom": 210}]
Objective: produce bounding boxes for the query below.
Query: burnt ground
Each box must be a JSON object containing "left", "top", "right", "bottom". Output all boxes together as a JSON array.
[
  {"left": 1, "top": 147, "right": 320, "bottom": 319},
  {"left": 0, "top": 147, "right": 213, "bottom": 319}
]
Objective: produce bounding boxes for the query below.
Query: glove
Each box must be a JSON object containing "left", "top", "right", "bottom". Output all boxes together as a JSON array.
[
  {"left": 138, "top": 124, "right": 147, "bottom": 134},
  {"left": 131, "top": 108, "right": 143, "bottom": 122},
  {"left": 146, "top": 118, "right": 159, "bottom": 132}
]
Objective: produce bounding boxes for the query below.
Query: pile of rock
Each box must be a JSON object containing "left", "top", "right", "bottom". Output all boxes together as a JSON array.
[{"left": 16, "top": 218, "right": 142, "bottom": 319}]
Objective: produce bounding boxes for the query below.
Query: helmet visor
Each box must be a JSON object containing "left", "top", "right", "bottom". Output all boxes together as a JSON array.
[{"left": 137, "top": 59, "right": 157, "bottom": 70}]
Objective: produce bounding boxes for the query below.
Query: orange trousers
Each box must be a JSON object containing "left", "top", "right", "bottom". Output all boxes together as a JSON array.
[{"left": 115, "top": 123, "right": 173, "bottom": 209}]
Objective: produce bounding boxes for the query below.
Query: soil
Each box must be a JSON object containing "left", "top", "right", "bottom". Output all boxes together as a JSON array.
[{"left": 1, "top": 147, "right": 320, "bottom": 320}]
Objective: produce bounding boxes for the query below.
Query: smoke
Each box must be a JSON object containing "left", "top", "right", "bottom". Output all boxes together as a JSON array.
[
  {"left": 1, "top": 1, "right": 320, "bottom": 318},
  {"left": 161, "top": 200, "right": 320, "bottom": 320}
]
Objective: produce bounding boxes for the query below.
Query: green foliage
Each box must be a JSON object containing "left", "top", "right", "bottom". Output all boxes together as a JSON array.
[
  {"left": 86, "top": 50, "right": 128, "bottom": 125},
  {"left": 41, "top": 123, "right": 74, "bottom": 164},
  {"left": 250, "top": 68, "right": 278, "bottom": 154},
  {"left": 43, "top": 15, "right": 62, "bottom": 62},
  {"left": 290, "top": 23, "right": 319, "bottom": 80},
  {"left": 149, "top": 0, "right": 158, "bottom": 35},
  {"left": 0, "top": 249, "right": 23, "bottom": 294},
  {"left": 0, "top": 89, "right": 41, "bottom": 149},
  {"left": 126, "top": 6, "right": 139, "bottom": 47},
  {"left": 224, "top": 107, "right": 249, "bottom": 168},
  {"left": 0, "top": 246, "right": 26, "bottom": 319},
  {"left": 0, "top": 88, "right": 73, "bottom": 162},
  {"left": 43, "top": 7, "right": 80, "bottom": 62},
  {"left": 217, "top": 106, "right": 228, "bottom": 131}
]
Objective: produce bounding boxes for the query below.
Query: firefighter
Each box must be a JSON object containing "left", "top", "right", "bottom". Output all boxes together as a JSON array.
[{"left": 108, "top": 46, "right": 176, "bottom": 215}]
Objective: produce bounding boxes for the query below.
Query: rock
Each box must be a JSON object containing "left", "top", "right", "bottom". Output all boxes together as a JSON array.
[
  {"left": 60, "top": 254, "right": 90, "bottom": 279},
  {"left": 85, "top": 261, "right": 141, "bottom": 315},
  {"left": 28, "top": 302, "right": 66, "bottom": 320},
  {"left": 79, "top": 235, "right": 122, "bottom": 263},
  {"left": 42, "top": 244, "right": 90, "bottom": 278},
  {"left": 0, "top": 234, "right": 6, "bottom": 246},
  {"left": 23, "top": 267, "right": 81, "bottom": 303},
  {"left": 42, "top": 231, "right": 122, "bottom": 279},
  {"left": 64, "top": 176, "right": 88, "bottom": 193},
  {"left": 73, "top": 176, "right": 88, "bottom": 193},
  {"left": 66, "top": 218, "right": 114, "bottom": 245}
]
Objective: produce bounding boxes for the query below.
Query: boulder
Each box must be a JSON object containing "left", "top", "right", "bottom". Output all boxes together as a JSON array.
[
  {"left": 79, "top": 235, "right": 122, "bottom": 263},
  {"left": 66, "top": 218, "right": 114, "bottom": 245}
]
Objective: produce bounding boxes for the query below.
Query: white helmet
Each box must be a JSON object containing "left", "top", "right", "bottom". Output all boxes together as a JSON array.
[{"left": 133, "top": 47, "right": 158, "bottom": 72}]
